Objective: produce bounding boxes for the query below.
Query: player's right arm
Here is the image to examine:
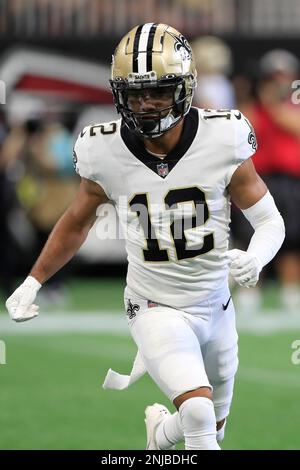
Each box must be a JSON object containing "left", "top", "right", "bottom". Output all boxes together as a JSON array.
[{"left": 6, "top": 177, "right": 109, "bottom": 322}]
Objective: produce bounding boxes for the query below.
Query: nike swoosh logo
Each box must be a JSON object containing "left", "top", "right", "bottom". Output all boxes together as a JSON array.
[
  {"left": 222, "top": 296, "right": 232, "bottom": 310},
  {"left": 234, "top": 111, "right": 242, "bottom": 120}
]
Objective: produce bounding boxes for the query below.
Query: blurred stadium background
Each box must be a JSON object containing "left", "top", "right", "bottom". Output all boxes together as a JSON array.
[{"left": 0, "top": 0, "right": 300, "bottom": 450}]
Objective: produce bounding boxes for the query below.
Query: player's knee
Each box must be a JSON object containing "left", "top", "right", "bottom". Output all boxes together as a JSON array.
[
  {"left": 179, "top": 396, "right": 220, "bottom": 450},
  {"left": 180, "top": 396, "right": 215, "bottom": 429},
  {"left": 216, "top": 418, "right": 226, "bottom": 443}
]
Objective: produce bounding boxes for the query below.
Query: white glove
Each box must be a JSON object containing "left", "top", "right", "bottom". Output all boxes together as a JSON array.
[
  {"left": 226, "top": 249, "right": 262, "bottom": 288},
  {"left": 6, "top": 276, "right": 42, "bottom": 322}
]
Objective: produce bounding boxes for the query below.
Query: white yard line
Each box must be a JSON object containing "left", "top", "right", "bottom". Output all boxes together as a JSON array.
[
  {"left": 0, "top": 310, "right": 300, "bottom": 335},
  {"left": 0, "top": 312, "right": 129, "bottom": 335},
  {"left": 236, "top": 310, "right": 300, "bottom": 335}
]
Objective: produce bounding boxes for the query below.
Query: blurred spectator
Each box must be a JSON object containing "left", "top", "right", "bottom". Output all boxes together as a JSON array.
[
  {"left": 233, "top": 49, "right": 300, "bottom": 311},
  {"left": 1, "top": 0, "right": 234, "bottom": 38},
  {"left": 191, "top": 35, "right": 236, "bottom": 109},
  {"left": 1, "top": 112, "right": 78, "bottom": 303},
  {"left": 0, "top": 110, "right": 20, "bottom": 296}
]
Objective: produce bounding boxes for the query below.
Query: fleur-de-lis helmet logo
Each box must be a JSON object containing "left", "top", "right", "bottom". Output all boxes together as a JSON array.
[{"left": 169, "top": 32, "right": 192, "bottom": 61}]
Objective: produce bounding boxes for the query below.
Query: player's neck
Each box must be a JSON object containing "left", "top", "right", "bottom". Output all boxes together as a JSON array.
[{"left": 143, "top": 120, "right": 184, "bottom": 156}]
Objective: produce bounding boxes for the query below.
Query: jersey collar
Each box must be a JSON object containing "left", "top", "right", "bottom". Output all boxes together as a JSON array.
[{"left": 120, "top": 107, "right": 199, "bottom": 179}]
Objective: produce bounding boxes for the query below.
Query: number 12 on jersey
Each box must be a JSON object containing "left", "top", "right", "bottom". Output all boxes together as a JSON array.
[{"left": 129, "top": 187, "right": 214, "bottom": 262}]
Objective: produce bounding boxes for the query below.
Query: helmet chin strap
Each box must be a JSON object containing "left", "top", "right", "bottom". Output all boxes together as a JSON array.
[
  {"left": 140, "top": 111, "right": 180, "bottom": 138},
  {"left": 140, "top": 118, "right": 157, "bottom": 133}
]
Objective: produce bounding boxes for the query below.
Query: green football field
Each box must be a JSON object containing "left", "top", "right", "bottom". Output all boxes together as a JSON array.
[{"left": 0, "top": 279, "right": 300, "bottom": 450}]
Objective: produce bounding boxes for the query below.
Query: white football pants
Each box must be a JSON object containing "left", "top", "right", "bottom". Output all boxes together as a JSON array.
[{"left": 125, "top": 284, "right": 238, "bottom": 422}]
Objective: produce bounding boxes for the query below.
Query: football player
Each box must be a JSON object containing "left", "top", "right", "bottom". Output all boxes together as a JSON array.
[{"left": 6, "top": 23, "right": 285, "bottom": 450}]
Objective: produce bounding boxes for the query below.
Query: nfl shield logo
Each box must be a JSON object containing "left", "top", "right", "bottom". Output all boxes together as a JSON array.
[{"left": 157, "top": 163, "right": 169, "bottom": 178}]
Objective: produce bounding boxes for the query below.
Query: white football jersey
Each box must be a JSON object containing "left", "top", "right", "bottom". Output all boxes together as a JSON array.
[{"left": 74, "top": 108, "right": 257, "bottom": 308}]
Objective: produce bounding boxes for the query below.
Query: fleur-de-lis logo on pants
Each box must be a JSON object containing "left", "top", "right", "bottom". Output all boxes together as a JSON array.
[{"left": 126, "top": 299, "right": 140, "bottom": 319}]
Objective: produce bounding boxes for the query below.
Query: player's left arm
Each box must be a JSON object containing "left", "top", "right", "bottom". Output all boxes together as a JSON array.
[{"left": 227, "top": 158, "right": 285, "bottom": 287}]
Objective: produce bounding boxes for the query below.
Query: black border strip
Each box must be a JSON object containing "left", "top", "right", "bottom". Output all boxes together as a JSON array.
[
  {"left": 146, "top": 23, "right": 157, "bottom": 72},
  {"left": 132, "top": 25, "right": 143, "bottom": 73}
]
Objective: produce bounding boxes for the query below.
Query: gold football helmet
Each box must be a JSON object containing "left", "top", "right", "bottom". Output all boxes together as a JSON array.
[{"left": 110, "top": 23, "right": 197, "bottom": 138}]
